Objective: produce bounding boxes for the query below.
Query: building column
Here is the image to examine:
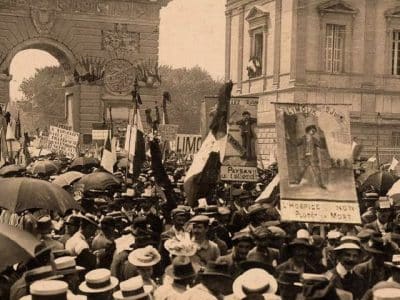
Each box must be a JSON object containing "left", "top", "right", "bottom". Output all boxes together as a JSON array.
[
  {"left": 225, "top": 10, "right": 232, "bottom": 82},
  {"left": 0, "top": 74, "right": 11, "bottom": 106},
  {"left": 273, "top": 0, "right": 282, "bottom": 88},
  {"left": 237, "top": 5, "right": 245, "bottom": 93},
  {"left": 363, "top": 0, "right": 377, "bottom": 86},
  {"left": 290, "top": 0, "right": 307, "bottom": 86}
]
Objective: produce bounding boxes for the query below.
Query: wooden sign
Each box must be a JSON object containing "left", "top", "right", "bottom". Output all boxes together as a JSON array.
[{"left": 221, "top": 166, "right": 258, "bottom": 182}]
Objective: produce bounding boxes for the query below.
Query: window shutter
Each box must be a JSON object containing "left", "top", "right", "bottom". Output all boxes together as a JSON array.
[{"left": 325, "top": 24, "right": 334, "bottom": 73}]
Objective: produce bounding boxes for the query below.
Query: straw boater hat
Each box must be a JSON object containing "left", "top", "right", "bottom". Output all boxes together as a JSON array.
[
  {"left": 334, "top": 236, "right": 362, "bottom": 252},
  {"left": 54, "top": 256, "right": 85, "bottom": 276},
  {"left": 25, "top": 266, "right": 63, "bottom": 285},
  {"left": 113, "top": 275, "right": 153, "bottom": 300},
  {"left": 384, "top": 255, "right": 400, "bottom": 269},
  {"left": 128, "top": 246, "right": 161, "bottom": 267},
  {"left": 233, "top": 268, "right": 278, "bottom": 300},
  {"left": 21, "top": 280, "right": 86, "bottom": 300},
  {"left": 373, "top": 288, "right": 400, "bottom": 300},
  {"left": 79, "top": 268, "right": 119, "bottom": 294}
]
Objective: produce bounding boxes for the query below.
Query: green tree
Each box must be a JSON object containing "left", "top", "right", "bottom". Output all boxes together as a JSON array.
[
  {"left": 19, "top": 65, "right": 65, "bottom": 133},
  {"left": 159, "top": 65, "right": 222, "bottom": 133}
]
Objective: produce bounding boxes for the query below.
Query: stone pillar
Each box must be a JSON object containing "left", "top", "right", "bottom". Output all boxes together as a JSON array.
[
  {"left": 237, "top": 5, "right": 245, "bottom": 93},
  {"left": 225, "top": 10, "right": 232, "bottom": 82},
  {"left": 273, "top": 0, "right": 282, "bottom": 88},
  {"left": 0, "top": 74, "right": 11, "bottom": 106},
  {"left": 363, "top": 0, "right": 376, "bottom": 86}
]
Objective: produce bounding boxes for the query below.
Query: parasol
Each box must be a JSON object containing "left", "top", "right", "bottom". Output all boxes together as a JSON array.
[
  {"left": 52, "top": 171, "right": 85, "bottom": 188},
  {"left": 28, "top": 160, "right": 59, "bottom": 176},
  {"left": 70, "top": 157, "right": 100, "bottom": 171},
  {"left": 0, "top": 177, "right": 81, "bottom": 213},
  {"left": 0, "top": 223, "right": 42, "bottom": 270},
  {"left": 0, "top": 164, "right": 26, "bottom": 177},
  {"left": 361, "top": 171, "right": 398, "bottom": 196},
  {"left": 75, "top": 172, "right": 121, "bottom": 192}
]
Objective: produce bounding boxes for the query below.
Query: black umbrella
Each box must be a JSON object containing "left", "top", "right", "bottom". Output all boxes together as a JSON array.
[
  {"left": 0, "top": 177, "right": 81, "bottom": 213},
  {"left": 75, "top": 172, "right": 121, "bottom": 192},
  {"left": 361, "top": 171, "right": 398, "bottom": 196},
  {"left": 0, "top": 164, "right": 26, "bottom": 177},
  {"left": 70, "top": 157, "right": 100, "bottom": 171}
]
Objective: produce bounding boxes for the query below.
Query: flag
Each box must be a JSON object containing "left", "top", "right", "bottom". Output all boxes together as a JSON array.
[
  {"left": 0, "top": 127, "right": 7, "bottom": 167},
  {"left": 15, "top": 111, "right": 21, "bottom": 140},
  {"left": 184, "top": 81, "right": 233, "bottom": 207},
  {"left": 127, "top": 109, "right": 146, "bottom": 179},
  {"left": 256, "top": 174, "right": 280, "bottom": 203},
  {"left": 389, "top": 157, "right": 399, "bottom": 171},
  {"left": 101, "top": 131, "right": 116, "bottom": 173}
]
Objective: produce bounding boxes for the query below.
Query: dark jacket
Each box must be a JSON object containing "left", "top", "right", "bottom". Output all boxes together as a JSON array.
[
  {"left": 327, "top": 267, "right": 368, "bottom": 300},
  {"left": 354, "top": 259, "right": 391, "bottom": 289}
]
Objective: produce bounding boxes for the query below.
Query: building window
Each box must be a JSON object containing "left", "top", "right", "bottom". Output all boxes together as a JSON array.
[
  {"left": 325, "top": 24, "right": 345, "bottom": 73},
  {"left": 247, "top": 30, "right": 263, "bottom": 78},
  {"left": 392, "top": 31, "right": 400, "bottom": 75},
  {"left": 392, "top": 132, "right": 400, "bottom": 147}
]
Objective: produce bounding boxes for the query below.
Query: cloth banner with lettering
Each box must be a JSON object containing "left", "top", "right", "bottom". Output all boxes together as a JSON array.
[
  {"left": 274, "top": 103, "right": 361, "bottom": 224},
  {"left": 48, "top": 125, "right": 80, "bottom": 158}
]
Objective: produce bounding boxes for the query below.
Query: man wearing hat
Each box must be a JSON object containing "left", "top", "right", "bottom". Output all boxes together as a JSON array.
[
  {"left": 365, "top": 198, "right": 394, "bottom": 235},
  {"left": 288, "top": 124, "right": 326, "bottom": 189},
  {"left": 228, "top": 189, "right": 251, "bottom": 233},
  {"left": 20, "top": 280, "right": 85, "bottom": 300},
  {"left": 128, "top": 245, "right": 161, "bottom": 289},
  {"left": 36, "top": 215, "right": 65, "bottom": 252},
  {"left": 188, "top": 215, "right": 220, "bottom": 267},
  {"left": 277, "top": 271, "right": 302, "bottom": 300},
  {"left": 92, "top": 216, "right": 118, "bottom": 269},
  {"left": 54, "top": 256, "right": 85, "bottom": 294},
  {"left": 361, "top": 255, "right": 400, "bottom": 300},
  {"left": 216, "top": 232, "right": 254, "bottom": 278},
  {"left": 154, "top": 256, "right": 197, "bottom": 299},
  {"left": 180, "top": 261, "right": 233, "bottom": 300},
  {"left": 327, "top": 237, "right": 368, "bottom": 300},
  {"left": 161, "top": 206, "right": 191, "bottom": 241},
  {"left": 65, "top": 213, "right": 98, "bottom": 271},
  {"left": 60, "top": 215, "right": 81, "bottom": 245},
  {"left": 236, "top": 110, "right": 257, "bottom": 161},
  {"left": 354, "top": 235, "right": 392, "bottom": 289},
  {"left": 113, "top": 274, "right": 153, "bottom": 300},
  {"left": 247, "top": 225, "right": 280, "bottom": 270}
]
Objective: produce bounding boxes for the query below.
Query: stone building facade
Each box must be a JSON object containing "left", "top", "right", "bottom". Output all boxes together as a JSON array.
[
  {"left": 225, "top": 0, "right": 400, "bottom": 164},
  {"left": 0, "top": 0, "right": 170, "bottom": 143}
]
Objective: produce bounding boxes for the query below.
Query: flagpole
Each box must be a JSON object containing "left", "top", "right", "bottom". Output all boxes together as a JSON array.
[
  {"left": 376, "top": 112, "right": 381, "bottom": 168},
  {"left": 125, "top": 80, "right": 139, "bottom": 183}
]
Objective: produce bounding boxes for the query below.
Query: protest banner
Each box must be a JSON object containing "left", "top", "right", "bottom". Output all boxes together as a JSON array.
[
  {"left": 158, "top": 124, "right": 179, "bottom": 141},
  {"left": 220, "top": 165, "right": 258, "bottom": 182},
  {"left": 203, "top": 96, "right": 259, "bottom": 180},
  {"left": 275, "top": 103, "right": 361, "bottom": 224},
  {"left": 92, "top": 123, "right": 109, "bottom": 141},
  {"left": 48, "top": 125, "right": 80, "bottom": 158},
  {"left": 171, "top": 134, "right": 202, "bottom": 155}
]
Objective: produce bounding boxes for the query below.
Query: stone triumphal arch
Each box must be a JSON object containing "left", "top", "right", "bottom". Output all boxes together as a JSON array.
[{"left": 0, "top": 0, "right": 170, "bottom": 142}]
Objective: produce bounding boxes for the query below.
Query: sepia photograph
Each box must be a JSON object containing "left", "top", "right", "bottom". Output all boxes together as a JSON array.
[{"left": 0, "top": 0, "right": 400, "bottom": 300}]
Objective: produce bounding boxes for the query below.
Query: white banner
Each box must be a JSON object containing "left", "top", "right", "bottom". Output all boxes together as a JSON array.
[{"left": 48, "top": 125, "right": 80, "bottom": 158}]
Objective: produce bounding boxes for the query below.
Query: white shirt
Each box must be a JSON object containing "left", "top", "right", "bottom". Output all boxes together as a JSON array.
[
  {"left": 65, "top": 231, "right": 89, "bottom": 256},
  {"left": 336, "top": 262, "right": 352, "bottom": 279}
]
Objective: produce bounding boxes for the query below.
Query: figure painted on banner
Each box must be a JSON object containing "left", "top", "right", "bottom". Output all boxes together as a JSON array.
[
  {"left": 236, "top": 111, "right": 257, "bottom": 161},
  {"left": 288, "top": 125, "right": 326, "bottom": 189}
]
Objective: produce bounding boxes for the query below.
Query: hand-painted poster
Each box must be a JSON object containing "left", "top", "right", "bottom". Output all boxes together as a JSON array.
[
  {"left": 275, "top": 103, "right": 361, "bottom": 224},
  {"left": 202, "top": 96, "right": 258, "bottom": 173}
]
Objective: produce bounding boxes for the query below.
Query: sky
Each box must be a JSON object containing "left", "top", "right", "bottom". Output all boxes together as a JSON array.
[{"left": 9, "top": 0, "right": 226, "bottom": 101}]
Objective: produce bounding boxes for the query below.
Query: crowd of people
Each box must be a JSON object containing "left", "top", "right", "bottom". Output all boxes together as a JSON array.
[{"left": 0, "top": 150, "right": 400, "bottom": 300}]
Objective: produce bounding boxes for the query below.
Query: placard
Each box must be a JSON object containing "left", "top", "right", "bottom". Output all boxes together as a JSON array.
[
  {"left": 48, "top": 125, "right": 80, "bottom": 158},
  {"left": 275, "top": 103, "right": 361, "bottom": 224},
  {"left": 221, "top": 166, "right": 258, "bottom": 182},
  {"left": 171, "top": 134, "right": 202, "bottom": 155},
  {"left": 92, "top": 123, "right": 110, "bottom": 141},
  {"left": 159, "top": 124, "right": 179, "bottom": 141}
]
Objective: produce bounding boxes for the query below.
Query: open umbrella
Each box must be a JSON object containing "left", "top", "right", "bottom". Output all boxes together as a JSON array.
[
  {"left": 0, "top": 223, "right": 41, "bottom": 270},
  {"left": 361, "top": 171, "right": 398, "bottom": 196},
  {"left": 28, "top": 160, "right": 59, "bottom": 176},
  {"left": 75, "top": 172, "right": 121, "bottom": 192},
  {"left": 0, "top": 178, "right": 81, "bottom": 213},
  {"left": 52, "top": 171, "right": 84, "bottom": 188},
  {"left": 0, "top": 164, "right": 26, "bottom": 177},
  {"left": 70, "top": 157, "right": 100, "bottom": 171}
]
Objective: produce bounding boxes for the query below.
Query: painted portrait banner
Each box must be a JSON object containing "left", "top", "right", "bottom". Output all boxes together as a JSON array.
[
  {"left": 275, "top": 103, "right": 361, "bottom": 224},
  {"left": 202, "top": 96, "right": 259, "bottom": 179}
]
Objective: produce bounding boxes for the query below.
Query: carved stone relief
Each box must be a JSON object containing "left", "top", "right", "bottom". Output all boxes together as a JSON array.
[{"left": 102, "top": 24, "right": 140, "bottom": 53}]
